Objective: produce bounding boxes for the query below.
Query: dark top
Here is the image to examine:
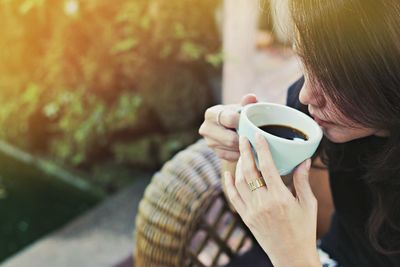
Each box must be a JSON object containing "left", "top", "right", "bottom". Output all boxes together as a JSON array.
[{"left": 287, "top": 77, "right": 400, "bottom": 267}]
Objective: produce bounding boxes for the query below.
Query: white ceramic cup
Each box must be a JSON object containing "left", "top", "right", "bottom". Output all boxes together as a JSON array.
[{"left": 237, "top": 102, "right": 323, "bottom": 175}]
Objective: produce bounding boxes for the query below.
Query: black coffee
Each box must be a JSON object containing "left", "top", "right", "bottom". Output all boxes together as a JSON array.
[{"left": 258, "top": 124, "right": 308, "bottom": 141}]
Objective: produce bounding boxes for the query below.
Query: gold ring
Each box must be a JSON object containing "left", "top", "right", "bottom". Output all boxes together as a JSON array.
[{"left": 248, "top": 177, "right": 267, "bottom": 191}]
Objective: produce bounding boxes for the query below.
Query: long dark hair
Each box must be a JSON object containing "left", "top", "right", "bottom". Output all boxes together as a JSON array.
[{"left": 288, "top": 0, "right": 400, "bottom": 254}]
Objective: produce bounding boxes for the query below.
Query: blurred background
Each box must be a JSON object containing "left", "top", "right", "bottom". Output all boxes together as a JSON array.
[
  {"left": 0, "top": 0, "right": 222, "bottom": 182},
  {"left": 0, "top": 0, "right": 222, "bottom": 262},
  {"left": 0, "top": 0, "right": 301, "bottom": 266}
]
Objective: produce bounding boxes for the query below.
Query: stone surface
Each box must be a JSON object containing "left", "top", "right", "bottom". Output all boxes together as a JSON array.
[{"left": 0, "top": 176, "right": 151, "bottom": 267}]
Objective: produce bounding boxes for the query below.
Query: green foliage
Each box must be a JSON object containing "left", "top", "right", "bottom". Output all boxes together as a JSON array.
[
  {"left": 0, "top": 0, "right": 221, "bottom": 182},
  {"left": 0, "top": 176, "right": 6, "bottom": 199},
  {"left": 48, "top": 90, "right": 142, "bottom": 165}
]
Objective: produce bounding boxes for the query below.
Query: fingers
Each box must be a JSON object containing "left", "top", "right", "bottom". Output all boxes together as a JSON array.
[
  {"left": 204, "top": 105, "right": 240, "bottom": 129},
  {"left": 214, "top": 149, "right": 240, "bottom": 162},
  {"left": 293, "top": 159, "right": 317, "bottom": 209},
  {"left": 238, "top": 136, "right": 265, "bottom": 189},
  {"left": 233, "top": 157, "right": 255, "bottom": 203},
  {"left": 203, "top": 94, "right": 257, "bottom": 131},
  {"left": 205, "top": 137, "right": 239, "bottom": 152},
  {"left": 201, "top": 95, "right": 258, "bottom": 162},
  {"left": 219, "top": 109, "right": 241, "bottom": 129},
  {"left": 200, "top": 123, "right": 239, "bottom": 148},
  {"left": 206, "top": 137, "right": 240, "bottom": 161},
  {"left": 254, "top": 133, "right": 286, "bottom": 191},
  {"left": 240, "top": 94, "right": 258, "bottom": 107},
  {"left": 223, "top": 171, "right": 245, "bottom": 213}
]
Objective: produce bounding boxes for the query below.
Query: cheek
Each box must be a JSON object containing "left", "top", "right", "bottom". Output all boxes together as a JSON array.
[{"left": 323, "top": 104, "right": 349, "bottom": 125}]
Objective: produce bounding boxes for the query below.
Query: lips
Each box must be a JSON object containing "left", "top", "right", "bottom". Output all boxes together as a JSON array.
[
  {"left": 312, "top": 114, "right": 333, "bottom": 127},
  {"left": 309, "top": 107, "right": 333, "bottom": 126}
]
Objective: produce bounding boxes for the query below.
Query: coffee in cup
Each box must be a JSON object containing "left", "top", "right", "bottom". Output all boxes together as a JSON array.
[{"left": 258, "top": 124, "right": 308, "bottom": 141}]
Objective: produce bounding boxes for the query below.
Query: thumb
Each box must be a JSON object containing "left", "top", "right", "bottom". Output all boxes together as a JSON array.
[
  {"left": 240, "top": 94, "right": 258, "bottom": 107},
  {"left": 293, "top": 159, "right": 315, "bottom": 207}
]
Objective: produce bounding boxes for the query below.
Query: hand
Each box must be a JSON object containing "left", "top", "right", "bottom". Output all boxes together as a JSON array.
[
  {"left": 224, "top": 133, "right": 321, "bottom": 267},
  {"left": 199, "top": 94, "right": 258, "bottom": 162}
]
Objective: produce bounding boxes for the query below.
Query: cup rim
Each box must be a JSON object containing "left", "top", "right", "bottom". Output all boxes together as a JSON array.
[{"left": 241, "top": 102, "right": 323, "bottom": 145}]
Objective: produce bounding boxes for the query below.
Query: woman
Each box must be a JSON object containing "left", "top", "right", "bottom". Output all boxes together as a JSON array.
[{"left": 199, "top": 0, "right": 400, "bottom": 266}]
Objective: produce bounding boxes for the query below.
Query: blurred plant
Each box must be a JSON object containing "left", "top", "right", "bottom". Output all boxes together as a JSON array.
[
  {"left": 0, "top": 176, "right": 6, "bottom": 199},
  {"left": 47, "top": 90, "right": 142, "bottom": 165},
  {"left": 0, "top": 0, "right": 221, "bottom": 177}
]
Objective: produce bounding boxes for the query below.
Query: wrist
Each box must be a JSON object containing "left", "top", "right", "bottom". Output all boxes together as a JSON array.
[
  {"left": 272, "top": 250, "right": 321, "bottom": 267},
  {"left": 274, "top": 259, "right": 321, "bottom": 267}
]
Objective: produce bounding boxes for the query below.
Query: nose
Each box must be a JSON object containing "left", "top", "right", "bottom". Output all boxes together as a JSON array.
[{"left": 299, "top": 79, "right": 326, "bottom": 108}]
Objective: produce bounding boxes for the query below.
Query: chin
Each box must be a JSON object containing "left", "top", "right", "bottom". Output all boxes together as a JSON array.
[
  {"left": 322, "top": 126, "right": 374, "bottom": 143},
  {"left": 322, "top": 128, "right": 358, "bottom": 143},
  {"left": 324, "top": 133, "right": 351, "bottom": 143}
]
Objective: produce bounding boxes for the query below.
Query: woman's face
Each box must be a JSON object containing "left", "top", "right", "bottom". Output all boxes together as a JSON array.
[{"left": 298, "top": 76, "right": 387, "bottom": 143}]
